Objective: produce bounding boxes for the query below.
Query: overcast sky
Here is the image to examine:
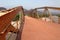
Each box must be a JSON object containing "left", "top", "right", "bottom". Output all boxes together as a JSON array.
[{"left": 0, "top": 0, "right": 60, "bottom": 9}]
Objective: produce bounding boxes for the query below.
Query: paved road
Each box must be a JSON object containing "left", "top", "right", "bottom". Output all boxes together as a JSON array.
[{"left": 21, "top": 16, "right": 60, "bottom": 40}]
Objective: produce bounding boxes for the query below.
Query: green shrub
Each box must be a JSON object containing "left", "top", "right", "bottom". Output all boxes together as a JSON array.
[
  {"left": 42, "top": 14, "right": 49, "bottom": 17},
  {"left": 55, "top": 14, "right": 60, "bottom": 17},
  {"left": 13, "top": 14, "right": 20, "bottom": 21}
]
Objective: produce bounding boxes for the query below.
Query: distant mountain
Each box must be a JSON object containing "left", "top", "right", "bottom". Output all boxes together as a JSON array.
[
  {"left": 37, "top": 10, "right": 60, "bottom": 15},
  {"left": 24, "top": 9, "right": 28, "bottom": 12},
  {"left": 0, "top": 7, "right": 6, "bottom": 11},
  {"left": 24, "top": 9, "right": 30, "bottom": 15},
  {"left": 24, "top": 8, "right": 60, "bottom": 16}
]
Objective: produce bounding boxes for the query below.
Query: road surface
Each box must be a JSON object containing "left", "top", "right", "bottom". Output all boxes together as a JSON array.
[{"left": 21, "top": 16, "right": 60, "bottom": 40}]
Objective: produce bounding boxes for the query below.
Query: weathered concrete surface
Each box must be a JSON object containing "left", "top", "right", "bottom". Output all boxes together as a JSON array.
[{"left": 21, "top": 16, "right": 60, "bottom": 40}]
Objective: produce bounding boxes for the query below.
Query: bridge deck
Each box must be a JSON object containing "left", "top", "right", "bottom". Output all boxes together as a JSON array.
[{"left": 21, "top": 16, "right": 60, "bottom": 40}]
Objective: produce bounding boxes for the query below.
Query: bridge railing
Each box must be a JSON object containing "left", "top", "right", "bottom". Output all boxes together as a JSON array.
[
  {"left": 27, "top": 7, "right": 60, "bottom": 24},
  {"left": 0, "top": 6, "right": 25, "bottom": 40}
]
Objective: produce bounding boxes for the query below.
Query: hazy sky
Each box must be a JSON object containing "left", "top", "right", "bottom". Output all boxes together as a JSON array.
[{"left": 0, "top": 0, "right": 60, "bottom": 9}]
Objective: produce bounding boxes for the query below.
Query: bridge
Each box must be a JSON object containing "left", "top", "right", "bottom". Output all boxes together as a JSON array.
[{"left": 0, "top": 6, "right": 60, "bottom": 40}]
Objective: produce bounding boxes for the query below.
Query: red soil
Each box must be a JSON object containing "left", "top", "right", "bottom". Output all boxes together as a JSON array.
[{"left": 21, "top": 16, "right": 60, "bottom": 40}]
